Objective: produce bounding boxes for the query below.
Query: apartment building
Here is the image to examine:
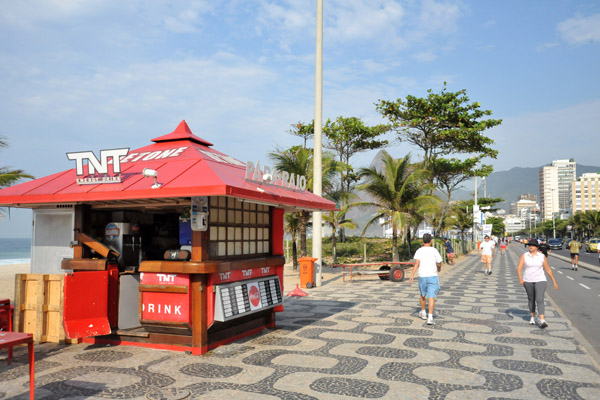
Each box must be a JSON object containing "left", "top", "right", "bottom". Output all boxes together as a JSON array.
[
  {"left": 539, "top": 159, "right": 576, "bottom": 221},
  {"left": 572, "top": 172, "right": 600, "bottom": 213}
]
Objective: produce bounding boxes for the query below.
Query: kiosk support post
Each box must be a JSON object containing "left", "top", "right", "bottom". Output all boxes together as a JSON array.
[{"left": 191, "top": 230, "right": 209, "bottom": 355}]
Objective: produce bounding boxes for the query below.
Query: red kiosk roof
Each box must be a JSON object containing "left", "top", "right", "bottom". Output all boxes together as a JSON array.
[{"left": 0, "top": 121, "right": 335, "bottom": 212}]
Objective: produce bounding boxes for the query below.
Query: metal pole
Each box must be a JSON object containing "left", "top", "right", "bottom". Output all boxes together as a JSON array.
[
  {"left": 312, "top": 0, "right": 323, "bottom": 287},
  {"left": 474, "top": 176, "right": 478, "bottom": 243}
]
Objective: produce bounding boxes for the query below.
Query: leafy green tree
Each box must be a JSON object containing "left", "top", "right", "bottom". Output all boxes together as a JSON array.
[
  {"left": 289, "top": 121, "right": 314, "bottom": 149},
  {"left": 452, "top": 205, "right": 474, "bottom": 254},
  {"left": 354, "top": 152, "right": 438, "bottom": 261},
  {"left": 431, "top": 157, "right": 493, "bottom": 235},
  {"left": 376, "top": 84, "right": 501, "bottom": 232},
  {"left": 323, "top": 198, "right": 357, "bottom": 264},
  {"left": 485, "top": 216, "right": 505, "bottom": 236},
  {"left": 376, "top": 83, "right": 501, "bottom": 166},
  {"left": 323, "top": 116, "right": 389, "bottom": 193}
]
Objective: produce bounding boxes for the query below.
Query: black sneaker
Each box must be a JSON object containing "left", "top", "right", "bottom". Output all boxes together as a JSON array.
[
  {"left": 488, "top": 271, "right": 492, "bottom": 275},
  {"left": 540, "top": 320, "right": 548, "bottom": 329}
]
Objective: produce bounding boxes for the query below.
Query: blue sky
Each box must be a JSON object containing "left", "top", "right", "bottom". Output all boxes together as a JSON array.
[{"left": 1, "top": 0, "right": 599, "bottom": 238}]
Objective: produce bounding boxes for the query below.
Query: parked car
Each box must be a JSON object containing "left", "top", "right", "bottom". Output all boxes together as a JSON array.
[
  {"left": 585, "top": 238, "right": 600, "bottom": 252},
  {"left": 548, "top": 238, "right": 562, "bottom": 250}
]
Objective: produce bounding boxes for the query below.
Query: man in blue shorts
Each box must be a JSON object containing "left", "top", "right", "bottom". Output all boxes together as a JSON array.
[{"left": 409, "top": 233, "right": 443, "bottom": 325}]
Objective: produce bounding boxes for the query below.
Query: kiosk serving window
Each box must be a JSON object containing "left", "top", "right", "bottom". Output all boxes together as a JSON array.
[{"left": 208, "top": 196, "right": 270, "bottom": 258}]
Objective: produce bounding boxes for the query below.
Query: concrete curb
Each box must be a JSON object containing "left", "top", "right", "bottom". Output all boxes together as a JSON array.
[{"left": 550, "top": 253, "right": 600, "bottom": 273}]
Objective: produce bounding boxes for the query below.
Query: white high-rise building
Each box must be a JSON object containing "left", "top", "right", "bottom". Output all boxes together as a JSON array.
[
  {"left": 539, "top": 159, "right": 576, "bottom": 221},
  {"left": 572, "top": 172, "right": 600, "bottom": 213}
]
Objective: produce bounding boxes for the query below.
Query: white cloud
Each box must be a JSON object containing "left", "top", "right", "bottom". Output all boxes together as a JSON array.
[
  {"left": 491, "top": 100, "right": 600, "bottom": 170},
  {"left": 557, "top": 13, "right": 600, "bottom": 45},
  {"left": 257, "top": 0, "right": 465, "bottom": 57}
]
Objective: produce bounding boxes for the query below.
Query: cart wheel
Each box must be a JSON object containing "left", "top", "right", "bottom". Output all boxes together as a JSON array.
[
  {"left": 378, "top": 265, "right": 391, "bottom": 280},
  {"left": 390, "top": 266, "right": 404, "bottom": 282},
  {"left": 306, "top": 282, "right": 313, "bottom": 289}
]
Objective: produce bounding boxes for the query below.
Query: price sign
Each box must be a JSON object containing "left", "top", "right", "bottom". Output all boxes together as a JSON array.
[{"left": 214, "top": 276, "right": 283, "bottom": 322}]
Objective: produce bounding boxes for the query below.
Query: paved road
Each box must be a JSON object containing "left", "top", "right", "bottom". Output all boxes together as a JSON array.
[
  {"left": 2, "top": 252, "right": 600, "bottom": 399},
  {"left": 507, "top": 244, "right": 600, "bottom": 359},
  {"left": 552, "top": 247, "right": 600, "bottom": 267}
]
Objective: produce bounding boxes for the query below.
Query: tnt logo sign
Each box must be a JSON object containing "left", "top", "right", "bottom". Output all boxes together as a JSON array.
[
  {"left": 67, "top": 148, "right": 129, "bottom": 185},
  {"left": 219, "top": 272, "right": 231, "bottom": 281},
  {"left": 261, "top": 267, "right": 270, "bottom": 274},
  {"left": 157, "top": 274, "right": 177, "bottom": 283},
  {"left": 242, "top": 269, "right": 253, "bottom": 277}
]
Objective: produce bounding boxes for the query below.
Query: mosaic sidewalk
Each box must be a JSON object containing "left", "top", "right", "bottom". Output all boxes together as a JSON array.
[{"left": 2, "top": 249, "right": 600, "bottom": 399}]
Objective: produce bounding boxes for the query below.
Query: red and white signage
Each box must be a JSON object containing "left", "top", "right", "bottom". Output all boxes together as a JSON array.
[
  {"left": 140, "top": 273, "right": 190, "bottom": 323},
  {"left": 247, "top": 282, "right": 262, "bottom": 311}
]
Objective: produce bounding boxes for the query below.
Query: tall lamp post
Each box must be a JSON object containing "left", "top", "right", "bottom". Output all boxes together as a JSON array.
[
  {"left": 551, "top": 188, "right": 556, "bottom": 238},
  {"left": 312, "top": 0, "right": 323, "bottom": 287}
]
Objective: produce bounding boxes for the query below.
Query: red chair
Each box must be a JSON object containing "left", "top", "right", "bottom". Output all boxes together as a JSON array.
[{"left": 0, "top": 298, "right": 13, "bottom": 332}]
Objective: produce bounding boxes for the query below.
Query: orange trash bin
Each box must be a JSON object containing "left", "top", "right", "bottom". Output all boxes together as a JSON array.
[{"left": 298, "top": 257, "right": 318, "bottom": 288}]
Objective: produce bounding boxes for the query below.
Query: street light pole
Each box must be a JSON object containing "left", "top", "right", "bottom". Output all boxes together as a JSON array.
[
  {"left": 551, "top": 188, "right": 556, "bottom": 238},
  {"left": 312, "top": 0, "right": 323, "bottom": 287}
]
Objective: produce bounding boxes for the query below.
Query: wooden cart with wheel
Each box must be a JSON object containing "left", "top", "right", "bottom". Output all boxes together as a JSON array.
[{"left": 331, "top": 261, "right": 415, "bottom": 282}]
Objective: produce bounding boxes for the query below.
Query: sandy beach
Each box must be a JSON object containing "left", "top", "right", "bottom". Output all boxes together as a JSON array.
[{"left": 0, "top": 262, "right": 30, "bottom": 303}]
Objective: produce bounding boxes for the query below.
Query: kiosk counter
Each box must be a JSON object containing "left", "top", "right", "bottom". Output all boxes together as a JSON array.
[{"left": 0, "top": 120, "right": 335, "bottom": 355}]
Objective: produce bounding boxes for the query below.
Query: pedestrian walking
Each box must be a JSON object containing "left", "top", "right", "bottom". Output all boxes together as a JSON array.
[
  {"left": 443, "top": 238, "right": 455, "bottom": 265},
  {"left": 567, "top": 238, "right": 582, "bottom": 270},
  {"left": 516, "top": 239, "right": 559, "bottom": 328},
  {"left": 409, "top": 233, "right": 443, "bottom": 325},
  {"left": 479, "top": 235, "right": 495, "bottom": 275},
  {"left": 500, "top": 239, "right": 507, "bottom": 254},
  {"left": 538, "top": 238, "right": 551, "bottom": 258}
]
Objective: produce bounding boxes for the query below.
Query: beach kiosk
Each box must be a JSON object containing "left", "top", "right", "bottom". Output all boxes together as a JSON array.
[{"left": 0, "top": 121, "right": 335, "bottom": 354}]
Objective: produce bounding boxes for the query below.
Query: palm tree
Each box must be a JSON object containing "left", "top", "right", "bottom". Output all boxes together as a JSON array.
[
  {"left": 0, "top": 135, "right": 34, "bottom": 189},
  {"left": 284, "top": 212, "right": 301, "bottom": 269},
  {"left": 452, "top": 206, "right": 473, "bottom": 254},
  {"left": 354, "top": 151, "right": 438, "bottom": 261},
  {"left": 323, "top": 190, "right": 357, "bottom": 263},
  {"left": 1, "top": 135, "right": 34, "bottom": 216},
  {"left": 582, "top": 210, "right": 600, "bottom": 237},
  {"left": 269, "top": 145, "right": 341, "bottom": 257}
]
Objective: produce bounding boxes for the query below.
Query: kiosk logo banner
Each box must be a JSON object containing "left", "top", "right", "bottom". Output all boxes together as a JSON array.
[
  {"left": 246, "top": 160, "right": 307, "bottom": 191},
  {"left": 67, "top": 148, "right": 129, "bottom": 185}
]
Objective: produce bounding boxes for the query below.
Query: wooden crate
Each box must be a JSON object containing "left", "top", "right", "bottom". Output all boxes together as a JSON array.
[{"left": 14, "top": 274, "right": 67, "bottom": 343}]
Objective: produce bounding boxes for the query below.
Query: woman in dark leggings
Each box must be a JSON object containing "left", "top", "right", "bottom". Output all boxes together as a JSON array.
[{"left": 516, "top": 239, "right": 559, "bottom": 328}]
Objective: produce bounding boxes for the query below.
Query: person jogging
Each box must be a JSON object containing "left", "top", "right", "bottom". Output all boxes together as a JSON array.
[
  {"left": 567, "top": 238, "right": 582, "bottom": 271},
  {"left": 479, "top": 235, "right": 495, "bottom": 275},
  {"left": 409, "top": 233, "right": 443, "bottom": 325},
  {"left": 443, "top": 238, "right": 455, "bottom": 265},
  {"left": 516, "top": 239, "right": 559, "bottom": 328}
]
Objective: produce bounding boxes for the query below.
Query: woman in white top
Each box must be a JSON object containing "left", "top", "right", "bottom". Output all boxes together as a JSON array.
[{"left": 516, "top": 239, "right": 559, "bottom": 328}]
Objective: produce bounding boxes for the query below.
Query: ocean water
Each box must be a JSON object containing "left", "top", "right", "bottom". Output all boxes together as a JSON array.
[{"left": 0, "top": 238, "right": 31, "bottom": 265}]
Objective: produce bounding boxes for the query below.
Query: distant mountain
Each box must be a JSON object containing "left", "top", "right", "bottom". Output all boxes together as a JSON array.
[{"left": 452, "top": 164, "right": 600, "bottom": 211}]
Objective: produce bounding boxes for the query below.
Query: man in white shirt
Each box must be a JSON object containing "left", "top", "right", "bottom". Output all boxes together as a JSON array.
[
  {"left": 479, "top": 235, "right": 496, "bottom": 275},
  {"left": 409, "top": 233, "right": 443, "bottom": 325}
]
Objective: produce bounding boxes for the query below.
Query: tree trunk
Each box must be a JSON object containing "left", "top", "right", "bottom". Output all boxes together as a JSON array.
[
  {"left": 292, "top": 239, "right": 299, "bottom": 270},
  {"left": 406, "top": 229, "right": 413, "bottom": 259},
  {"left": 332, "top": 229, "right": 337, "bottom": 264},
  {"left": 460, "top": 231, "right": 466, "bottom": 254},
  {"left": 392, "top": 228, "right": 399, "bottom": 262},
  {"left": 299, "top": 211, "right": 309, "bottom": 257}
]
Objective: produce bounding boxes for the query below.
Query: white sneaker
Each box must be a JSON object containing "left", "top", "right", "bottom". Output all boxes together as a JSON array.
[
  {"left": 427, "top": 316, "right": 434, "bottom": 325},
  {"left": 540, "top": 319, "right": 548, "bottom": 329},
  {"left": 529, "top": 317, "right": 536, "bottom": 325},
  {"left": 419, "top": 310, "right": 427, "bottom": 320}
]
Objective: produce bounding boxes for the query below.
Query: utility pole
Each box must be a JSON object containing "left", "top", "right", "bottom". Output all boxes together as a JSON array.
[{"left": 312, "top": 0, "right": 323, "bottom": 287}]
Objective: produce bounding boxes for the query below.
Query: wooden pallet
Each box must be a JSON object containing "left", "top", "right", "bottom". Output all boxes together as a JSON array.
[{"left": 14, "top": 274, "right": 69, "bottom": 343}]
